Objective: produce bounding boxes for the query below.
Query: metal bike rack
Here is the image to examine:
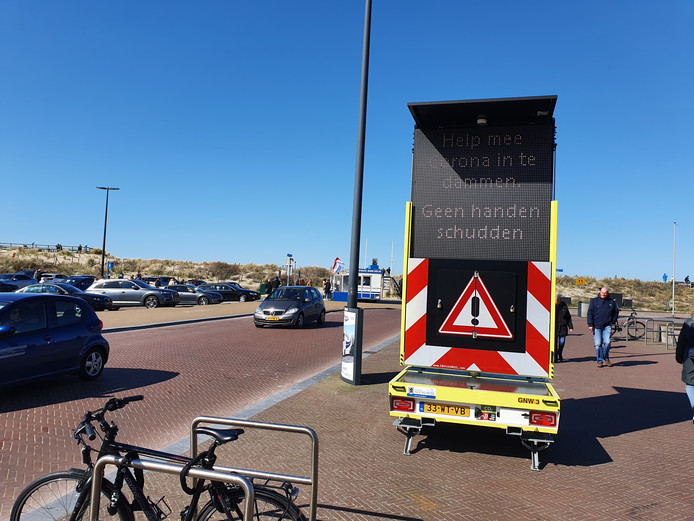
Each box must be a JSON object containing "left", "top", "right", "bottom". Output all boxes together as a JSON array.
[
  {"left": 90, "top": 454, "right": 255, "bottom": 521},
  {"left": 644, "top": 319, "right": 675, "bottom": 346},
  {"left": 192, "top": 416, "right": 319, "bottom": 521}
]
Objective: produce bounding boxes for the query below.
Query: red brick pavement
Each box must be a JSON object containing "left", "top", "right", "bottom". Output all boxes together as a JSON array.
[{"left": 2, "top": 309, "right": 692, "bottom": 520}]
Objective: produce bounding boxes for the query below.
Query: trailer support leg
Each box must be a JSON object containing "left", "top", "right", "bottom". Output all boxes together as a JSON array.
[
  {"left": 521, "top": 434, "right": 554, "bottom": 471},
  {"left": 394, "top": 418, "right": 423, "bottom": 455}
]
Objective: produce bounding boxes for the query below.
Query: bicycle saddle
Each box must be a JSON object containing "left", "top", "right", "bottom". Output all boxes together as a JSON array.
[{"left": 194, "top": 426, "right": 245, "bottom": 444}]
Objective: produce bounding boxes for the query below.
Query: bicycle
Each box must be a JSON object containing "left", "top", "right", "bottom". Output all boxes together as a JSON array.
[
  {"left": 10, "top": 395, "right": 305, "bottom": 521},
  {"left": 610, "top": 310, "right": 646, "bottom": 340}
]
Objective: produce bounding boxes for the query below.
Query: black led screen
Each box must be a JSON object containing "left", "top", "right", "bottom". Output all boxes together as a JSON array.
[{"left": 411, "top": 124, "right": 554, "bottom": 261}]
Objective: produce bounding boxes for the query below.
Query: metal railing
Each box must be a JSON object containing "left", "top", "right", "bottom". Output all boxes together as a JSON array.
[
  {"left": 90, "top": 454, "right": 255, "bottom": 521},
  {"left": 191, "top": 416, "right": 319, "bottom": 521}
]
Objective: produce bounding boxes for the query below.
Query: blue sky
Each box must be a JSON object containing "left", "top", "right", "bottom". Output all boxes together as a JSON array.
[{"left": 1, "top": 1, "right": 692, "bottom": 281}]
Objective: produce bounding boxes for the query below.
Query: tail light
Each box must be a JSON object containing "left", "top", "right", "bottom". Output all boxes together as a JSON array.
[
  {"left": 530, "top": 411, "right": 557, "bottom": 427},
  {"left": 98, "top": 320, "right": 104, "bottom": 331},
  {"left": 391, "top": 397, "right": 415, "bottom": 413}
]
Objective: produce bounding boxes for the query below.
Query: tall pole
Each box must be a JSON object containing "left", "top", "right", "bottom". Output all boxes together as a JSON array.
[
  {"left": 348, "top": 0, "right": 372, "bottom": 309},
  {"left": 96, "top": 187, "right": 120, "bottom": 278},
  {"left": 672, "top": 221, "right": 677, "bottom": 317}
]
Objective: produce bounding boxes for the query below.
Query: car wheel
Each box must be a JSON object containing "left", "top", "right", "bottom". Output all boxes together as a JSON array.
[
  {"left": 144, "top": 296, "right": 159, "bottom": 308},
  {"left": 317, "top": 308, "right": 326, "bottom": 325},
  {"left": 255, "top": 322, "right": 263, "bottom": 328},
  {"left": 78, "top": 347, "right": 106, "bottom": 380},
  {"left": 295, "top": 313, "right": 304, "bottom": 329},
  {"left": 198, "top": 296, "right": 209, "bottom": 305},
  {"left": 239, "top": 295, "right": 247, "bottom": 303}
]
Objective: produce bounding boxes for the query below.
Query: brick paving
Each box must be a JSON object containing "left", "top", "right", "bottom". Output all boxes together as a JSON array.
[{"left": 2, "top": 306, "right": 692, "bottom": 520}]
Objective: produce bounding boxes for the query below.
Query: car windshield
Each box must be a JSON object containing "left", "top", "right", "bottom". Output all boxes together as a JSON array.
[
  {"left": 269, "top": 288, "right": 303, "bottom": 300},
  {"left": 131, "top": 280, "right": 152, "bottom": 288}
]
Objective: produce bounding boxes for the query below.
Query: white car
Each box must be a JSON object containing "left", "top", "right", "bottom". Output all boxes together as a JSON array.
[{"left": 39, "top": 273, "right": 68, "bottom": 284}]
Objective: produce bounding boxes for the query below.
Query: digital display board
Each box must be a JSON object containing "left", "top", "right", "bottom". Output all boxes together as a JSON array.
[{"left": 411, "top": 124, "right": 554, "bottom": 261}]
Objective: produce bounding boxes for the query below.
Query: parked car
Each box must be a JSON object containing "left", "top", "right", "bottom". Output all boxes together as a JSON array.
[
  {"left": 39, "top": 273, "right": 68, "bottom": 284},
  {"left": 0, "top": 281, "right": 17, "bottom": 292},
  {"left": 198, "top": 283, "right": 261, "bottom": 302},
  {"left": 15, "top": 270, "right": 36, "bottom": 278},
  {"left": 0, "top": 293, "right": 110, "bottom": 386},
  {"left": 17, "top": 283, "right": 114, "bottom": 311},
  {"left": 167, "top": 284, "right": 223, "bottom": 305},
  {"left": 188, "top": 279, "right": 206, "bottom": 286},
  {"left": 227, "top": 282, "right": 262, "bottom": 300},
  {"left": 253, "top": 286, "right": 326, "bottom": 328},
  {"left": 87, "top": 279, "right": 180, "bottom": 309},
  {"left": 64, "top": 275, "right": 97, "bottom": 291},
  {"left": 0, "top": 273, "right": 38, "bottom": 289}
]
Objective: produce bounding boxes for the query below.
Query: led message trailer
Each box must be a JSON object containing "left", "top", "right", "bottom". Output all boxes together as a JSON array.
[{"left": 411, "top": 124, "right": 554, "bottom": 261}]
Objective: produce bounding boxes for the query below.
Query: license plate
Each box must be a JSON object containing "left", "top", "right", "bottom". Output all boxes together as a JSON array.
[
  {"left": 421, "top": 402, "right": 469, "bottom": 417},
  {"left": 266, "top": 316, "right": 279, "bottom": 321}
]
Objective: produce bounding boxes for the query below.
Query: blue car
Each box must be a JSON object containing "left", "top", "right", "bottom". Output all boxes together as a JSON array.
[{"left": 0, "top": 293, "right": 110, "bottom": 387}]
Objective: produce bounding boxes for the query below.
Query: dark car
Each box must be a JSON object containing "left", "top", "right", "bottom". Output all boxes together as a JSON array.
[
  {"left": 167, "top": 284, "right": 223, "bottom": 305},
  {"left": 0, "top": 273, "right": 38, "bottom": 289},
  {"left": 64, "top": 275, "right": 97, "bottom": 291},
  {"left": 0, "top": 281, "right": 17, "bottom": 292},
  {"left": 199, "top": 283, "right": 260, "bottom": 302},
  {"left": 188, "top": 279, "right": 206, "bottom": 286},
  {"left": 87, "top": 279, "right": 179, "bottom": 309},
  {"left": 17, "top": 283, "right": 114, "bottom": 311},
  {"left": 253, "top": 286, "right": 326, "bottom": 328},
  {"left": 0, "top": 293, "right": 110, "bottom": 386}
]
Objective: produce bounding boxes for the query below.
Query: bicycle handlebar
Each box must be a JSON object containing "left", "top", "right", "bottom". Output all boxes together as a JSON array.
[{"left": 75, "top": 395, "right": 144, "bottom": 442}]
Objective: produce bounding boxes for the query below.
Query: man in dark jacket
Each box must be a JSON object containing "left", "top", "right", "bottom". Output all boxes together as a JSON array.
[
  {"left": 555, "top": 294, "right": 573, "bottom": 362},
  {"left": 587, "top": 287, "right": 619, "bottom": 367},
  {"left": 675, "top": 312, "right": 694, "bottom": 424}
]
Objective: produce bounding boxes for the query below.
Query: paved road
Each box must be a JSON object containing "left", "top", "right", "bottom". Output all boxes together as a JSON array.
[{"left": 0, "top": 305, "right": 401, "bottom": 520}]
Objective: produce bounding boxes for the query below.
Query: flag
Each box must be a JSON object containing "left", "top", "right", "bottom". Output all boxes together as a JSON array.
[{"left": 332, "top": 257, "right": 343, "bottom": 273}]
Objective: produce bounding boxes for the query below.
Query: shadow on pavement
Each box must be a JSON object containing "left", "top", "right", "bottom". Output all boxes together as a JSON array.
[
  {"left": 0, "top": 368, "right": 178, "bottom": 413},
  {"left": 316, "top": 503, "right": 423, "bottom": 520},
  {"left": 400, "top": 386, "right": 689, "bottom": 469}
]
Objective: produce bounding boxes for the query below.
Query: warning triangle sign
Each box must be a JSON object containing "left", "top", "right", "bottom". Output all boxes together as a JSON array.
[{"left": 438, "top": 273, "right": 513, "bottom": 339}]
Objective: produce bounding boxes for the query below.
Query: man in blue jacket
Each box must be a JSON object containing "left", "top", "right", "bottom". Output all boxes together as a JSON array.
[{"left": 587, "top": 287, "right": 620, "bottom": 367}]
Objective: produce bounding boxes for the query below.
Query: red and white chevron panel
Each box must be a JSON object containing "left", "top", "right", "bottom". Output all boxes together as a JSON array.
[{"left": 403, "top": 258, "right": 552, "bottom": 378}]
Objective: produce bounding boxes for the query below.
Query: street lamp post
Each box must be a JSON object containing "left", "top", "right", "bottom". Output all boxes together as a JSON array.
[
  {"left": 672, "top": 221, "right": 677, "bottom": 317},
  {"left": 96, "top": 186, "right": 119, "bottom": 278}
]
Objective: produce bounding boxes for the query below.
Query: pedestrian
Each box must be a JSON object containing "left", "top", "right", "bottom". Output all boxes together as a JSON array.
[
  {"left": 324, "top": 278, "right": 331, "bottom": 301},
  {"left": 587, "top": 287, "right": 619, "bottom": 368},
  {"left": 675, "top": 310, "right": 694, "bottom": 425},
  {"left": 271, "top": 276, "right": 281, "bottom": 292},
  {"left": 555, "top": 294, "right": 573, "bottom": 362}
]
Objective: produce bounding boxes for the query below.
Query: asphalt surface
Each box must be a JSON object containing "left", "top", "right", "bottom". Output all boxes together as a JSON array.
[{"left": 1, "top": 303, "right": 692, "bottom": 520}]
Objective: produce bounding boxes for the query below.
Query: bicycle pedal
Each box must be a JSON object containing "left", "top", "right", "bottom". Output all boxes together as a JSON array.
[{"left": 147, "top": 495, "right": 172, "bottom": 520}]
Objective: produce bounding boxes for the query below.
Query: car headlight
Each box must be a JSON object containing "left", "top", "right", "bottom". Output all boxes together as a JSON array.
[
  {"left": 254, "top": 308, "right": 264, "bottom": 316},
  {"left": 286, "top": 307, "right": 299, "bottom": 314}
]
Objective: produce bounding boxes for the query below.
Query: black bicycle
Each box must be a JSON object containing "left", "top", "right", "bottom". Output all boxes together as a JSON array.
[
  {"left": 610, "top": 310, "right": 646, "bottom": 340},
  {"left": 10, "top": 395, "right": 305, "bottom": 521}
]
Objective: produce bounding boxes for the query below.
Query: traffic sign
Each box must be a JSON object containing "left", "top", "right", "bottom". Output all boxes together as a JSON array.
[
  {"left": 576, "top": 278, "right": 586, "bottom": 286},
  {"left": 439, "top": 273, "right": 512, "bottom": 339}
]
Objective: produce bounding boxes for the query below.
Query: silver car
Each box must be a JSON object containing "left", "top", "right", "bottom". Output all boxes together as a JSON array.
[
  {"left": 87, "top": 279, "right": 179, "bottom": 309},
  {"left": 254, "top": 286, "right": 326, "bottom": 328},
  {"left": 167, "top": 284, "right": 222, "bottom": 305}
]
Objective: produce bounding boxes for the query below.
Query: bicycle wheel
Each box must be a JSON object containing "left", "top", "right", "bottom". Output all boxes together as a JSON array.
[
  {"left": 197, "top": 488, "right": 304, "bottom": 521},
  {"left": 10, "top": 470, "right": 134, "bottom": 521},
  {"left": 627, "top": 320, "right": 646, "bottom": 340}
]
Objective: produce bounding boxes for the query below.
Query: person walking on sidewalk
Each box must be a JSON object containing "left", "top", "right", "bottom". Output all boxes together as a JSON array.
[
  {"left": 555, "top": 294, "right": 573, "bottom": 362},
  {"left": 587, "top": 287, "right": 619, "bottom": 367},
  {"left": 675, "top": 310, "right": 694, "bottom": 424}
]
